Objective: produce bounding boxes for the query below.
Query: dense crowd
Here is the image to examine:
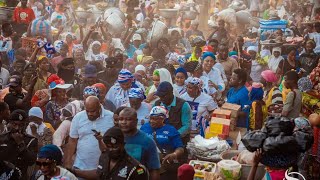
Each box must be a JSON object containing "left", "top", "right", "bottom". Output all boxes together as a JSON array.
[{"left": 1, "top": 0, "right": 320, "bottom": 180}]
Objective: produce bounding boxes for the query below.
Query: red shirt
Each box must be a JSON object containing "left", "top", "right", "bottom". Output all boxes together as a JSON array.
[{"left": 13, "top": 7, "right": 35, "bottom": 24}]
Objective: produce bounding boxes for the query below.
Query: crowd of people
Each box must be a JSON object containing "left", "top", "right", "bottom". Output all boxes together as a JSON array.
[{"left": 0, "top": 0, "right": 320, "bottom": 180}]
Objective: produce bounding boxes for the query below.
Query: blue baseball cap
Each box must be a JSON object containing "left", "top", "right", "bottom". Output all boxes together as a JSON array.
[{"left": 155, "top": 81, "right": 173, "bottom": 97}]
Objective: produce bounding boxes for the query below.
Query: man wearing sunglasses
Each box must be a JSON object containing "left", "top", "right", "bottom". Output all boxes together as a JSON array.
[{"left": 5, "top": 109, "right": 38, "bottom": 180}]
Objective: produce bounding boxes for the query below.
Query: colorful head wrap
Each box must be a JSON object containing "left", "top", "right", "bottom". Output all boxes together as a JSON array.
[
  {"left": 150, "top": 106, "right": 168, "bottom": 118},
  {"left": 187, "top": 77, "right": 203, "bottom": 88},
  {"left": 38, "top": 144, "right": 63, "bottom": 164},
  {"left": 175, "top": 67, "right": 188, "bottom": 79},
  {"left": 47, "top": 74, "right": 65, "bottom": 88},
  {"left": 54, "top": 40, "right": 64, "bottom": 53},
  {"left": 202, "top": 52, "right": 216, "bottom": 61},
  {"left": 92, "top": 83, "right": 107, "bottom": 93},
  {"left": 118, "top": 69, "right": 134, "bottom": 83},
  {"left": 83, "top": 86, "right": 100, "bottom": 97},
  {"left": 128, "top": 88, "right": 146, "bottom": 99},
  {"left": 228, "top": 51, "right": 238, "bottom": 57},
  {"left": 202, "top": 45, "right": 213, "bottom": 53},
  {"left": 261, "top": 70, "right": 278, "bottom": 83},
  {"left": 298, "top": 77, "right": 313, "bottom": 92},
  {"left": 72, "top": 44, "right": 84, "bottom": 54}
]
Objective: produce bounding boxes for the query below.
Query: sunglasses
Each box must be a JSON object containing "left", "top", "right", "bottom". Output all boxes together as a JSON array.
[{"left": 36, "top": 161, "right": 52, "bottom": 167}]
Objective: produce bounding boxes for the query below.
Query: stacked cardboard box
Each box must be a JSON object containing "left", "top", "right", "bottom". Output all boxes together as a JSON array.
[
  {"left": 221, "top": 103, "right": 241, "bottom": 131},
  {"left": 205, "top": 117, "right": 231, "bottom": 140}
]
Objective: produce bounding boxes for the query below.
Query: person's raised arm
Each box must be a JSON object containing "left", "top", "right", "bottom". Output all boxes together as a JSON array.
[
  {"left": 82, "top": 25, "right": 96, "bottom": 52},
  {"left": 124, "top": 27, "right": 137, "bottom": 49},
  {"left": 16, "top": 76, "right": 38, "bottom": 108},
  {"left": 247, "top": 149, "right": 262, "bottom": 180}
]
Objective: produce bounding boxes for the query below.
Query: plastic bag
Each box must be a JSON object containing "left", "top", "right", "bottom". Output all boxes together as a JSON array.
[
  {"left": 218, "top": 8, "right": 237, "bottom": 27},
  {"left": 263, "top": 134, "right": 298, "bottom": 153},
  {"left": 265, "top": 116, "right": 295, "bottom": 136},
  {"left": 31, "top": 17, "right": 53, "bottom": 42},
  {"left": 241, "top": 130, "right": 267, "bottom": 152},
  {"left": 236, "top": 10, "right": 252, "bottom": 24},
  {"left": 293, "top": 127, "right": 314, "bottom": 152}
]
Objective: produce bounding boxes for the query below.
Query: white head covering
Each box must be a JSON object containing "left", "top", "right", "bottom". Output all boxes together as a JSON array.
[
  {"left": 135, "top": 65, "right": 146, "bottom": 73},
  {"left": 148, "top": 68, "right": 180, "bottom": 104},
  {"left": 272, "top": 47, "right": 282, "bottom": 54},
  {"left": 247, "top": 46, "right": 258, "bottom": 53},
  {"left": 85, "top": 41, "right": 102, "bottom": 61}
]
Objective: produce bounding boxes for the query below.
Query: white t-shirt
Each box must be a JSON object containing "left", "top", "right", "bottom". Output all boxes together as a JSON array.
[
  {"left": 180, "top": 92, "right": 218, "bottom": 120},
  {"left": 123, "top": 102, "right": 152, "bottom": 129},
  {"left": 0, "top": 67, "right": 10, "bottom": 87}
]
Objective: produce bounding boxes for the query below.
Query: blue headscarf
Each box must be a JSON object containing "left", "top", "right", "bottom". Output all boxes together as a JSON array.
[
  {"left": 202, "top": 52, "right": 216, "bottom": 61},
  {"left": 118, "top": 69, "right": 134, "bottom": 83},
  {"left": 250, "top": 87, "right": 264, "bottom": 101},
  {"left": 128, "top": 88, "right": 146, "bottom": 99},
  {"left": 38, "top": 144, "right": 63, "bottom": 164},
  {"left": 175, "top": 67, "right": 188, "bottom": 79},
  {"left": 83, "top": 86, "right": 100, "bottom": 97}
]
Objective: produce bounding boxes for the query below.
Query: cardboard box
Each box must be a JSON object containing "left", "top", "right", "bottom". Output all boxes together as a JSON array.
[
  {"left": 221, "top": 103, "right": 241, "bottom": 118},
  {"left": 212, "top": 109, "right": 232, "bottom": 119},
  {"left": 209, "top": 117, "right": 231, "bottom": 135},
  {"left": 205, "top": 128, "right": 216, "bottom": 139}
]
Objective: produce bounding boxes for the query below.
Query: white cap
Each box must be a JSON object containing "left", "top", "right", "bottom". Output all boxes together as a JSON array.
[
  {"left": 135, "top": 64, "right": 146, "bottom": 73},
  {"left": 132, "top": 34, "right": 142, "bottom": 41},
  {"left": 28, "top": 107, "right": 43, "bottom": 119}
]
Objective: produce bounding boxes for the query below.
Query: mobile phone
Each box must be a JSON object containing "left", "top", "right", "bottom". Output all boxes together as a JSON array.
[{"left": 91, "top": 129, "right": 99, "bottom": 134}]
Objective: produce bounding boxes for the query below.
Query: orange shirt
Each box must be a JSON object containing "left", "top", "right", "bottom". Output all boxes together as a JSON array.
[{"left": 13, "top": 7, "right": 35, "bottom": 24}]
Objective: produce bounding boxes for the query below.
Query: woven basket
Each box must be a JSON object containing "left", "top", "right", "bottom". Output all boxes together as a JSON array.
[{"left": 22, "top": 37, "right": 37, "bottom": 56}]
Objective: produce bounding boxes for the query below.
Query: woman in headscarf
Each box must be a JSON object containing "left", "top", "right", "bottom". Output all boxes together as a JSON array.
[
  {"left": 248, "top": 46, "right": 268, "bottom": 83},
  {"left": 145, "top": 68, "right": 179, "bottom": 104},
  {"left": 44, "top": 74, "right": 73, "bottom": 129},
  {"left": 34, "top": 144, "right": 77, "bottom": 180},
  {"left": 299, "top": 40, "right": 319, "bottom": 76},
  {"left": 106, "top": 69, "right": 145, "bottom": 108},
  {"left": 92, "top": 83, "right": 116, "bottom": 112},
  {"left": 173, "top": 67, "right": 188, "bottom": 95},
  {"left": 268, "top": 47, "right": 284, "bottom": 73},
  {"left": 140, "top": 106, "right": 184, "bottom": 179},
  {"left": 85, "top": 41, "right": 107, "bottom": 67},
  {"left": 122, "top": 88, "right": 151, "bottom": 129},
  {"left": 53, "top": 100, "right": 84, "bottom": 150},
  {"left": 261, "top": 70, "right": 283, "bottom": 108},
  {"left": 34, "top": 56, "right": 51, "bottom": 92},
  {"left": 180, "top": 77, "right": 218, "bottom": 136},
  {"left": 249, "top": 83, "right": 267, "bottom": 130}
]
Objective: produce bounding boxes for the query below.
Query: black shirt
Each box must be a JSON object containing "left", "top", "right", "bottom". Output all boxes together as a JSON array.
[
  {"left": 4, "top": 92, "right": 28, "bottom": 112},
  {"left": 97, "top": 152, "right": 149, "bottom": 180}
]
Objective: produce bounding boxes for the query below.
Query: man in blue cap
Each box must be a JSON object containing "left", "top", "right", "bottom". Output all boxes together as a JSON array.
[{"left": 154, "top": 81, "right": 192, "bottom": 146}]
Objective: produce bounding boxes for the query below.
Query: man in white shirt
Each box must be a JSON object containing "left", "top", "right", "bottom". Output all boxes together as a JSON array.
[
  {"left": 0, "top": 57, "right": 9, "bottom": 88},
  {"left": 65, "top": 96, "right": 114, "bottom": 178}
]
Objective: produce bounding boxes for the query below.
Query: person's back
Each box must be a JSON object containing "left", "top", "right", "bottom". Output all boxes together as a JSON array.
[
  {"left": 124, "top": 130, "right": 160, "bottom": 169},
  {"left": 283, "top": 89, "right": 302, "bottom": 119}
]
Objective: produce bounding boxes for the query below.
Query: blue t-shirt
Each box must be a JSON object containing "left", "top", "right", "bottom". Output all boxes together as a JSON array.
[
  {"left": 227, "top": 86, "right": 251, "bottom": 128},
  {"left": 126, "top": 43, "right": 146, "bottom": 58},
  {"left": 140, "top": 123, "right": 183, "bottom": 154},
  {"left": 124, "top": 130, "right": 161, "bottom": 170}
]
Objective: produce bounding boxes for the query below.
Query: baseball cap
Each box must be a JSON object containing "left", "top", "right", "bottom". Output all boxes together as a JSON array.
[
  {"left": 84, "top": 64, "right": 97, "bottom": 78},
  {"left": 28, "top": 107, "right": 43, "bottom": 119},
  {"left": 132, "top": 34, "right": 142, "bottom": 41},
  {"left": 8, "top": 75, "right": 22, "bottom": 87},
  {"left": 103, "top": 127, "right": 125, "bottom": 145},
  {"left": 9, "top": 109, "right": 28, "bottom": 121},
  {"left": 155, "top": 81, "right": 173, "bottom": 97}
]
